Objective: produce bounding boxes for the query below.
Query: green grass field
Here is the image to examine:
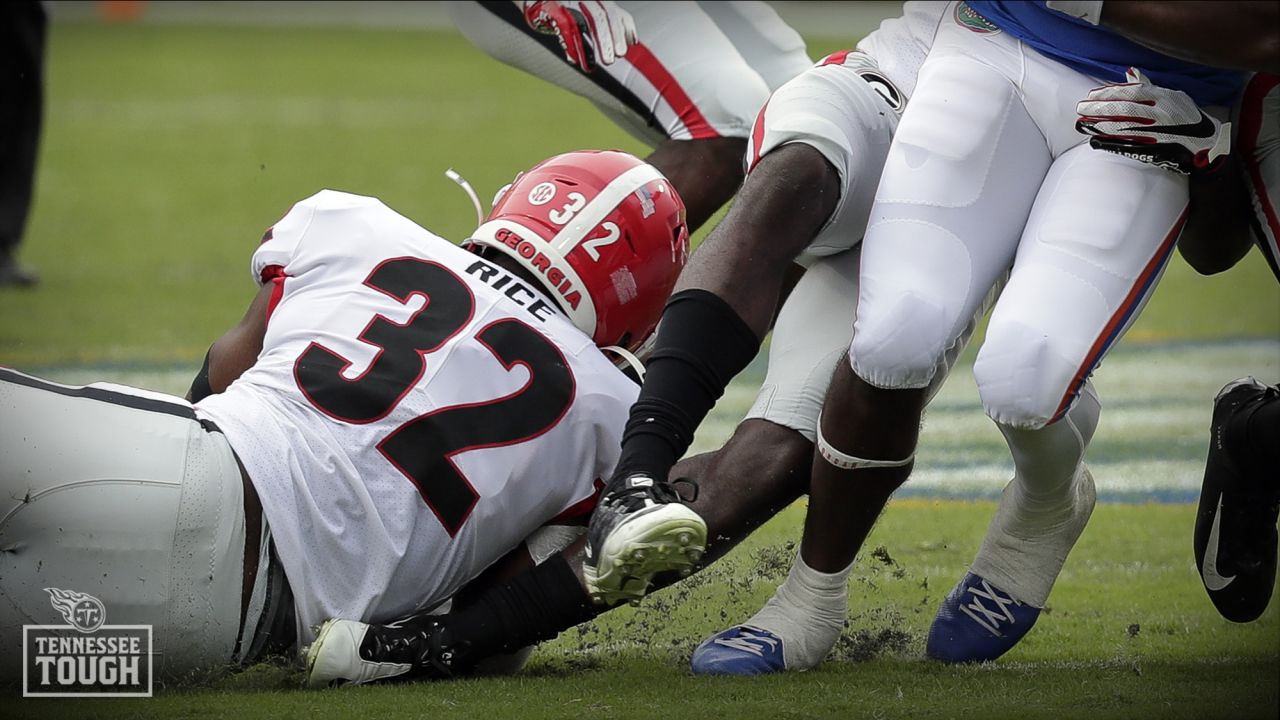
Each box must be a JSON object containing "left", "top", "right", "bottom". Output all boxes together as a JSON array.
[
  {"left": 1, "top": 14, "right": 1279, "bottom": 720},
  {"left": 5, "top": 502, "right": 1278, "bottom": 719},
  {"left": 0, "top": 21, "right": 1277, "bottom": 365}
]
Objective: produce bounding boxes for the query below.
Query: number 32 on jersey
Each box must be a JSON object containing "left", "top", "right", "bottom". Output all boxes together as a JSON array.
[{"left": 294, "top": 257, "right": 576, "bottom": 536}]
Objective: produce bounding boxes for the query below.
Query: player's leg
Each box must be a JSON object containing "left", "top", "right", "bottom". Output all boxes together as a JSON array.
[
  {"left": 692, "top": 0, "right": 811, "bottom": 92},
  {"left": 586, "top": 53, "right": 905, "bottom": 603},
  {"left": 447, "top": 0, "right": 781, "bottom": 230},
  {"left": 1187, "top": 73, "right": 1280, "bottom": 623},
  {"left": 687, "top": 250, "right": 864, "bottom": 567},
  {"left": 0, "top": 370, "right": 249, "bottom": 682},
  {"left": 0, "top": 1, "right": 44, "bottom": 287},
  {"left": 929, "top": 142, "right": 1191, "bottom": 662},
  {"left": 1171, "top": 76, "right": 1279, "bottom": 277},
  {"left": 689, "top": 249, "right": 991, "bottom": 676},
  {"left": 718, "top": 32, "right": 1053, "bottom": 673},
  {"left": 302, "top": 417, "right": 818, "bottom": 687},
  {"left": 657, "top": 0, "right": 812, "bottom": 227},
  {"left": 1194, "top": 377, "right": 1280, "bottom": 623},
  {"left": 303, "top": 48, "right": 911, "bottom": 686},
  {"left": 304, "top": 521, "right": 581, "bottom": 686},
  {"left": 927, "top": 382, "right": 1100, "bottom": 662},
  {"left": 304, "top": 248, "right": 872, "bottom": 686},
  {"left": 641, "top": 136, "right": 753, "bottom": 231},
  {"left": 1238, "top": 73, "right": 1280, "bottom": 281}
]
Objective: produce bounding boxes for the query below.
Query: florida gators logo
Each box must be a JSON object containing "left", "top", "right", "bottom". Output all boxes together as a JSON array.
[{"left": 955, "top": 2, "right": 1000, "bottom": 34}]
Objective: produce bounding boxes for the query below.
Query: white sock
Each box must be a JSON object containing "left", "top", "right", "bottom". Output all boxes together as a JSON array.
[
  {"left": 743, "top": 552, "right": 852, "bottom": 670},
  {"left": 971, "top": 384, "right": 1101, "bottom": 607},
  {"left": 970, "top": 466, "right": 1096, "bottom": 607}
]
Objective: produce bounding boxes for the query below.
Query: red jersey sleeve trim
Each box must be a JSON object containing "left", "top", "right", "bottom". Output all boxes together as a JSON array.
[{"left": 264, "top": 274, "right": 287, "bottom": 323}]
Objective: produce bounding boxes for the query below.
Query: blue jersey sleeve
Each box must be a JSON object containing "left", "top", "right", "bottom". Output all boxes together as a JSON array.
[{"left": 966, "top": 1, "right": 1243, "bottom": 106}]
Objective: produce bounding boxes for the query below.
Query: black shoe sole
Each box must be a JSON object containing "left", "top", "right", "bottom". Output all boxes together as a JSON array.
[{"left": 1193, "top": 378, "right": 1278, "bottom": 623}]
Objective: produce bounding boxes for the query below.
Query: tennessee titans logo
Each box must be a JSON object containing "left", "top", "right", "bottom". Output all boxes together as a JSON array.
[{"left": 45, "top": 587, "right": 106, "bottom": 634}]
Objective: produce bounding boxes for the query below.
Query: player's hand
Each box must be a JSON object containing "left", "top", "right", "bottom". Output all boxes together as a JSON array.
[
  {"left": 521, "top": 0, "right": 638, "bottom": 73},
  {"left": 1076, "top": 67, "right": 1230, "bottom": 175}
]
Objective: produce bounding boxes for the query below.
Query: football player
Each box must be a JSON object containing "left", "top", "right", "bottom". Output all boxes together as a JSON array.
[
  {"left": 1067, "top": 11, "right": 1280, "bottom": 623},
  {"left": 300, "top": 2, "right": 961, "bottom": 686},
  {"left": 1183, "top": 72, "right": 1280, "bottom": 625},
  {"left": 581, "top": 0, "right": 949, "bottom": 615},
  {"left": 692, "top": 0, "right": 1256, "bottom": 673},
  {"left": 448, "top": 0, "right": 812, "bottom": 231},
  {"left": 0, "top": 149, "right": 688, "bottom": 681}
]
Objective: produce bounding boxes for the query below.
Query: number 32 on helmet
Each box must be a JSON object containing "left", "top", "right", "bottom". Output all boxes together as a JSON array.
[{"left": 464, "top": 150, "right": 689, "bottom": 355}]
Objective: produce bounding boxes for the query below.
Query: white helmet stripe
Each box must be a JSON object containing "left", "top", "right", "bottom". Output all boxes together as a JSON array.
[
  {"left": 468, "top": 218, "right": 598, "bottom": 337},
  {"left": 551, "top": 163, "right": 668, "bottom": 253}
]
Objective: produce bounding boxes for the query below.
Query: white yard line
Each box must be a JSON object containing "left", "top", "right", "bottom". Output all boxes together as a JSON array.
[{"left": 30, "top": 339, "right": 1280, "bottom": 503}]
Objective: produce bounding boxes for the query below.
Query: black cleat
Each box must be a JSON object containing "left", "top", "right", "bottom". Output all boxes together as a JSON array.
[
  {"left": 1194, "top": 377, "right": 1279, "bottom": 623},
  {"left": 303, "top": 615, "right": 466, "bottom": 688},
  {"left": 583, "top": 473, "right": 706, "bottom": 606},
  {"left": 0, "top": 252, "right": 38, "bottom": 288}
]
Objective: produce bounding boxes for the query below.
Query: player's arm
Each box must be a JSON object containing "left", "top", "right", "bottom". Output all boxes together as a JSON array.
[
  {"left": 1073, "top": 71, "right": 1255, "bottom": 275},
  {"left": 520, "top": 0, "right": 637, "bottom": 73},
  {"left": 1179, "top": 155, "right": 1257, "bottom": 275},
  {"left": 186, "top": 282, "right": 274, "bottom": 402},
  {"left": 1048, "top": 1, "right": 1280, "bottom": 73}
]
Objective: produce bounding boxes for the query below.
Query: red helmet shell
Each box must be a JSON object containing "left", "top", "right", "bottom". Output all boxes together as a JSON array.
[{"left": 466, "top": 150, "right": 688, "bottom": 352}]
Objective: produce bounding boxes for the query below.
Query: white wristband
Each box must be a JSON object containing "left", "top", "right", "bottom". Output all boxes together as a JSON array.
[{"left": 1045, "top": 0, "right": 1106, "bottom": 25}]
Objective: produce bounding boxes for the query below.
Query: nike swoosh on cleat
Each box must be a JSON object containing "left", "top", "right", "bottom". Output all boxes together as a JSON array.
[{"left": 1202, "top": 495, "right": 1237, "bottom": 591}]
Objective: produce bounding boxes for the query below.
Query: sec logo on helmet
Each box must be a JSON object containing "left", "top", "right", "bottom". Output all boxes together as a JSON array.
[{"left": 527, "top": 182, "right": 557, "bottom": 206}]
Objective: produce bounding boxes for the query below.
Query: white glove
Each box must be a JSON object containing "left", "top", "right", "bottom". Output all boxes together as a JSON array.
[
  {"left": 1076, "top": 67, "right": 1231, "bottom": 175},
  {"left": 521, "top": 0, "right": 638, "bottom": 73}
]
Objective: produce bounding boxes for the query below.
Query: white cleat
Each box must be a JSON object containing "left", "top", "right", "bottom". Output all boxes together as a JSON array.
[
  {"left": 303, "top": 619, "right": 412, "bottom": 688},
  {"left": 584, "top": 500, "right": 707, "bottom": 606}
]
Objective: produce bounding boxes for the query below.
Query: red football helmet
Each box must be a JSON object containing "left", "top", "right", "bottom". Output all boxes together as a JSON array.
[{"left": 465, "top": 150, "right": 688, "bottom": 353}]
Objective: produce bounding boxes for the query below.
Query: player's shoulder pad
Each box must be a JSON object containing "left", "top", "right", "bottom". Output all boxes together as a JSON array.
[{"left": 295, "top": 188, "right": 386, "bottom": 211}]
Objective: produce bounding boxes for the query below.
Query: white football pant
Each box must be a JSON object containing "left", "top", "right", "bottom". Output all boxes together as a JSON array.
[
  {"left": 0, "top": 370, "right": 247, "bottom": 680},
  {"left": 448, "top": 0, "right": 811, "bottom": 144}
]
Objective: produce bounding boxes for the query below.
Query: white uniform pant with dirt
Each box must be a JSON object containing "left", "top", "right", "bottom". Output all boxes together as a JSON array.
[{"left": 0, "top": 369, "right": 247, "bottom": 681}]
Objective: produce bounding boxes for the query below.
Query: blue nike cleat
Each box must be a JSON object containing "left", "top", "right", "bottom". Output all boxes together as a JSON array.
[
  {"left": 926, "top": 572, "right": 1041, "bottom": 663},
  {"left": 690, "top": 625, "right": 787, "bottom": 676}
]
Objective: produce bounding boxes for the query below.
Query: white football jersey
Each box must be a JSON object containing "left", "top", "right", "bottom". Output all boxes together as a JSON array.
[
  {"left": 195, "top": 190, "right": 637, "bottom": 642},
  {"left": 856, "top": 0, "right": 946, "bottom": 100}
]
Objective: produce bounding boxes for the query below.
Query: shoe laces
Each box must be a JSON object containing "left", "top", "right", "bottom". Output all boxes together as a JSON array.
[
  {"left": 713, "top": 628, "right": 780, "bottom": 658},
  {"left": 604, "top": 474, "right": 699, "bottom": 508},
  {"left": 958, "top": 579, "right": 1023, "bottom": 637},
  {"left": 367, "top": 620, "right": 468, "bottom": 679}
]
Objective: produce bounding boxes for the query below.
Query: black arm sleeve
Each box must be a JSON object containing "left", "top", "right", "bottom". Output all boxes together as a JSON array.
[{"left": 187, "top": 348, "right": 214, "bottom": 403}]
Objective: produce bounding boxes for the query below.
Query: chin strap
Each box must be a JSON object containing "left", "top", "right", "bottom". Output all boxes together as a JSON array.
[
  {"left": 445, "top": 168, "right": 486, "bottom": 229},
  {"left": 602, "top": 345, "right": 646, "bottom": 382}
]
